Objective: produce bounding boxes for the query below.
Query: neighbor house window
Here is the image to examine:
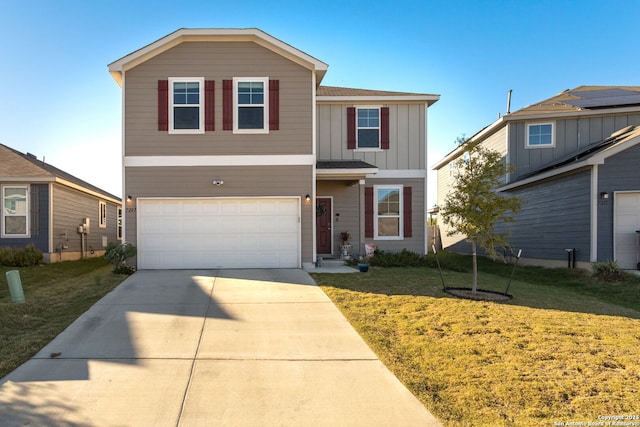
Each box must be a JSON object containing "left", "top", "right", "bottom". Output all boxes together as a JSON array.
[
  {"left": 357, "top": 107, "right": 381, "bottom": 149},
  {"left": 169, "top": 77, "right": 205, "bottom": 134},
  {"left": 99, "top": 201, "right": 107, "bottom": 228},
  {"left": 117, "top": 207, "right": 122, "bottom": 240},
  {"left": 2, "top": 185, "right": 29, "bottom": 237},
  {"left": 375, "top": 185, "right": 403, "bottom": 239},
  {"left": 527, "top": 123, "right": 554, "bottom": 147},
  {"left": 234, "top": 77, "right": 269, "bottom": 133}
]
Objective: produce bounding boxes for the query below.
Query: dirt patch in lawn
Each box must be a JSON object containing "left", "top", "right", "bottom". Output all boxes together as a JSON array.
[{"left": 444, "top": 287, "right": 512, "bottom": 302}]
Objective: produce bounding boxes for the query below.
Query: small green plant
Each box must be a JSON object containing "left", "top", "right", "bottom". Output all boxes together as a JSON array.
[
  {"left": 592, "top": 260, "right": 625, "bottom": 282},
  {"left": 340, "top": 231, "right": 351, "bottom": 244},
  {"left": 104, "top": 242, "right": 136, "bottom": 274}
]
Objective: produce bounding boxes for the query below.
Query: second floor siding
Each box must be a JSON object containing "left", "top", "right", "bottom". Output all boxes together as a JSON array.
[
  {"left": 316, "top": 103, "right": 426, "bottom": 170},
  {"left": 124, "top": 41, "right": 314, "bottom": 156},
  {"left": 508, "top": 113, "right": 640, "bottom": 180}
]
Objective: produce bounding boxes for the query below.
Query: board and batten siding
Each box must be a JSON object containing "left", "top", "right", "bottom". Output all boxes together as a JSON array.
[
  {"left": 124, "top": 41, "right": 313, "bottom": 157},
  {"left": 509, "top": 113, "right": 640, "bottom": 180},
  {"left": 316, "top": 104, "right": 426, "bottom": 170},
  {"left": 125, "top": 165, "right": 314, "bottom": 263},
  {"left": 596, "top": 142, "right": 640, "bottom": 261},
  {"left": 497, "top": 170, "right": 592, "bottom": 262},
  {"left": 51, "top": 184, "right": 119, "bottom": 256}
]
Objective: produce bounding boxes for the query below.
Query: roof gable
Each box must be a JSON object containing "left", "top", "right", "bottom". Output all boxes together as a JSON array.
[{"left": 108, "top": 28, "right": 329, "bottom": 86}]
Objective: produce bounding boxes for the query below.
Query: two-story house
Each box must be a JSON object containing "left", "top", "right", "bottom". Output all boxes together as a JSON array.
[
  {"left": 433, "top": 86, "right": 640, "bottom": 269},
  {"left": 108, "top": 28, "right": 439, "bottom": 269}
]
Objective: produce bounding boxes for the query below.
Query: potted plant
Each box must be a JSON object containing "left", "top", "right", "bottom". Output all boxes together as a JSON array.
[
  {"left": 357, "top": 255, "right": 369, "bottom": 273},
  {"left": 340, "top": 231, "right": 352, "bottom": 260}
]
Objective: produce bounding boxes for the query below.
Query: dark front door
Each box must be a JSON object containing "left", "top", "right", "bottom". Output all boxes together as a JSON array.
[{"left": 316, "top": 198, "right": 332, "bottom": 254}]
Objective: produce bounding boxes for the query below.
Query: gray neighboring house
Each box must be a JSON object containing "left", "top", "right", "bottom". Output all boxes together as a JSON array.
[
  {"left": 0, "top": 143, "right": 122, "bottom": 263},
  {"left": 108, "top": 28, "right": 439, "bottom": 269},
  {"left": 433, "top": 86, "right": 640, "bottom": 269}
]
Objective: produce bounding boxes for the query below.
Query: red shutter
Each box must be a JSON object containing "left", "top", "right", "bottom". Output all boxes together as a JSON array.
[
  {"left": 381, "top": 107, "right": 390, "bottom": 149},
  {"left": 365, "top": 187, "right": 374, "bottom": 238},
  {"left": 269, "top": 79, "right": 279, "bottom": 130},
  {"left": 347, "top": 107, "right": 356, "bottom": 149},
  {"left": 205, "top": 80, "right": 215, "bottom": 131},
  {"left": 223, "top": 80, "right": 233, "bottom": 130},
  {"left": 158, "top": 80, "right": 168, "bottom": 131},
  {"left": 403, "top": 186, "right": 412, "bottom": 238}
]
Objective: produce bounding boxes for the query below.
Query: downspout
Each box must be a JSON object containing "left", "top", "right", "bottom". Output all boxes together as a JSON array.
[
  {"left": 590, "top": 164, "right": 598, "bottom": 262},
  {"left": 424, "top": 102, "right": 429, "bottom": 254},
  {"left": 121, "top": 72, "right": 127, "bottom": 246},
  {"left": 311, "top": 71, "right": 317, "bottom": 267}
]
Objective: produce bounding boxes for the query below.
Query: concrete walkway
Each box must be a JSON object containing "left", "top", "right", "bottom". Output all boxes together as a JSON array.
[{"left": 0, "top": 269, "right": 441, "bottom": 426}]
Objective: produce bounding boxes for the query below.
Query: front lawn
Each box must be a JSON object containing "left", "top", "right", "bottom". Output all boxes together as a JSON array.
[
  {"left": 312, "top": 255, "right": 640, "bottom": 426},
  {"left": 0, "top": 258, "right": 129, "bottom": 379}
]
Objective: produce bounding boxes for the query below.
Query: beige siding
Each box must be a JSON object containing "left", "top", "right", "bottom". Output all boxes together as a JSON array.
[
  {"left": 125, "top": 165, "right": 313, "bottom": 263},
  {"left": 124, "top": 41, "right": 313, "bottom": 156},
  {"left": 364, "top": 178, "right": 425, "bottom": 254},
  {"left": 316, "top": 181, "right": 360, "bottom": 256},
  {"left": 316, "top": 104, "right": 426, "bottom": 170},
  {"left": 51, "top": 184, "right": 119, "bottom": 257}
]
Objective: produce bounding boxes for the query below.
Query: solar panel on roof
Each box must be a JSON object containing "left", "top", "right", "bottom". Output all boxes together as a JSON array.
[{"left": 564, "top": 89, "right": 640, "bottom": 108}]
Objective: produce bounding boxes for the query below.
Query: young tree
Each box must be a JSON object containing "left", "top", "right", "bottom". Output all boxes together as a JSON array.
[{"left": 441, "top": 139, "right": 521, "bottom": 293}]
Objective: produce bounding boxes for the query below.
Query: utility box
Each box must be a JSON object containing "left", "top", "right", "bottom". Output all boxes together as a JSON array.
[{"left": 6, "top": 270, "right": 25, "bottom": 304}]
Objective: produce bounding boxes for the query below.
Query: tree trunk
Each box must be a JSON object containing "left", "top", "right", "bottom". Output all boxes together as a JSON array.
[{"left": 472, "top": 240, "right": 478, "bottom": 294}]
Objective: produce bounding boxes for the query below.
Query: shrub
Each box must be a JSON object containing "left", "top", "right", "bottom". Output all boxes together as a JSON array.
[
  {"left": 0, "top": 244, "right": 43, "bottom": 267},
  {"left": 104, "top": 242, "right": 136, "bottom": 274},
  {"left": 592, "top": 260, "right": 625, "bottom": 282}
]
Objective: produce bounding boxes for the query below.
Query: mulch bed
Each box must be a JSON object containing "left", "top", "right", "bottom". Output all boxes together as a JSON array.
[{"left": 444, "top": 287, "right": 512, "bottom": 302}]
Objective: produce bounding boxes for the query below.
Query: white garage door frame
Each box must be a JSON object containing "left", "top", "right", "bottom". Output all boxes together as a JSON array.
[
  {"left": 137, "top": 196, "right": 301, "bottom": 269},
  {"left": 613, "top": 191, "right": 640, "bottom": 270}
]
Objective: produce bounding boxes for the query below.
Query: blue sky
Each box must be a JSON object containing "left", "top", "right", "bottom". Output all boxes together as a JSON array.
[{"left": 1, "top": 0, "right": 639, "bottom": 207}]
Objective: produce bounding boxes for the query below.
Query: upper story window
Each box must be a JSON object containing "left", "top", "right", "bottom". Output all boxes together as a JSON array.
[
  {"left": 2, "top": 185, "right": 29, "bottom": 237},
  {"left": 526, "top": 123, "right": 554, "bottom": 148},
  {"left": 234, "top": 77, "right": 269, "bottom": 134},
  {"left": 347, "top": 106, "right": 389, "bottom": 150},
  {"left": 375, "top": 185, "right": 403, "bottom": 240},
  {"left": 357, "top": 107, "right": 381, "bottom": 149},
  {"left": 99, "top": 201, "right": 107, "bottom": 228},
  {"left": 169, "top": 77, "right": 205, "bottom": 134}
]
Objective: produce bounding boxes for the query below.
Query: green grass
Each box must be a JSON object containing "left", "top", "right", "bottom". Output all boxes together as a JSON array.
[
  {"left": 0, "top": 258, "right": 129, "bottom": 379},
  {"left": 312, "top": 254, "right": 640, "bottom": 426}
]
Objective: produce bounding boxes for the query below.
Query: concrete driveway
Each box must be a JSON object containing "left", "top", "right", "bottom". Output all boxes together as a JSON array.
[{"left": 0, "top": 269, "right": 441, "bottom": 426}]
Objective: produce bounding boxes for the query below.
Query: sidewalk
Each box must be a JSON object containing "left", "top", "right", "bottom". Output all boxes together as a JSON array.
[{"left": 0, "top": 269, "right": 441, "bottom": 426}]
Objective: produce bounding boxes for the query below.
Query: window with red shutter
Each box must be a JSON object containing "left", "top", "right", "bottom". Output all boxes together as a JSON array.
[
  {"left": 158, "top": 80, "right": 168, "bottom": 131},
  {"left": 269, "top": 80, "right": 279, "bottom": 130},
  {"left": 365, "top": 187, "right": 374, "bottom": 238},
  {"left": 205, "top": 80, "right": 215, "bottom": 131},
  {"left": 403, "top": 187, "right": 412, "bottom": 238},
  {"left": 223, "top": 80, "right": 233, "bottom": 131}
]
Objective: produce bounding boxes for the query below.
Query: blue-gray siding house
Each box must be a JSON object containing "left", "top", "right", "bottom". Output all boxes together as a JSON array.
[
  {"left": 0, "top": 143, "right": 121, "bottom": 263},
  {"left": 434, "top": 86, "right": 640, "bottom": 269}
]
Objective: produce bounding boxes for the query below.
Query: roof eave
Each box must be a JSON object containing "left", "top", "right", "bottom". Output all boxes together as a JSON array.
[
  {"left": 108, "top": 28, "right": 329, "bottom": 85},
  {"left": 316, "top": 95, "right": 439, "bottom": 105}
]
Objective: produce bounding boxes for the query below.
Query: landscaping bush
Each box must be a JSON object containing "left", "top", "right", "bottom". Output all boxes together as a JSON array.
[
  {"left": 104, "top": 242, "right": 136, "bottom": 274},
  {"left": 592, "top": 260, "right": 626, "bottom": 282},
  {"left": 0, "top": 244, "right": 43, "bottom": 267}
]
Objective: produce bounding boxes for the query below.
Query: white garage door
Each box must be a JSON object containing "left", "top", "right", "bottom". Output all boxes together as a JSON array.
[
  {"left": 614, "top": 192, "right": 640, "bottom": 270},
  {"left": 138, "top": 198, "right": 300, "bottom": 269}
]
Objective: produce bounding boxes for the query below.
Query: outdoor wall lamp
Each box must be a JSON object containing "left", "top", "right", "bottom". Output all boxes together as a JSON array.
[
  {"left": 305, "top": 194, "right": 311, "bottom": 202},
  {"left": 600, "top": 192, "right": 609, "bottom": 199},
  {"left": 126, "top": 195, "right": 132, "bottom": 202}
]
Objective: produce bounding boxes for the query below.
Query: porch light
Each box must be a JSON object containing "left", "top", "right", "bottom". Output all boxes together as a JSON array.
[
  {"left": 305, "top": 194, "right": 311, "bottom": 202},
  {"left": 126, "top": 195, "right": 132, "bottom": 202},
  {"left": 600, "top": 192, "right": 609, "bottom": 199}
]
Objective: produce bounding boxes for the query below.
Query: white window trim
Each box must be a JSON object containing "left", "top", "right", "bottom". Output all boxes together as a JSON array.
[
  {"left": 1, "top": 184, "right": 30, "bottom": 238},
  {"left": 374, "top": 184, "right": 403, "bottom": 240},
  {"left": 526, "top": 122, "right": 555, "bottom": 148},
  {"left": 99, "top": 201, "right": 107, "bottom": 228},
  {"left": 233, "top": 77, "right": 269, "bottom": 134},
  {"left": 355, "top": 106, "right": 382, "bottom": 151},
  {"left": 168, "top": 77, "right": 205, "bottom": 135}
]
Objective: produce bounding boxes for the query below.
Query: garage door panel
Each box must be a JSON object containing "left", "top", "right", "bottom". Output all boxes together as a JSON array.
[{"left": 138, "top": 198, "right": 300, "bottom": 269}]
